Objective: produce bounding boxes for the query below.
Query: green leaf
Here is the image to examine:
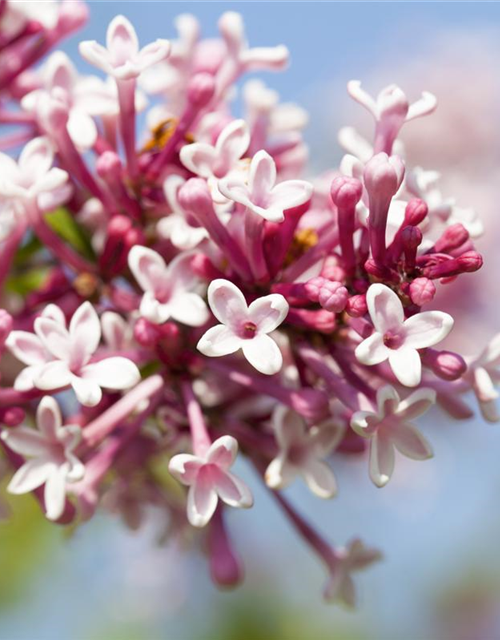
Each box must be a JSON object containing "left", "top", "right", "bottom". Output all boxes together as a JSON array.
[
  {"left": 5, "top": 268, "right": 50, "bottom": 296},
  {"left": 45, "top": 207, "right": 95, "bottom": 260}
]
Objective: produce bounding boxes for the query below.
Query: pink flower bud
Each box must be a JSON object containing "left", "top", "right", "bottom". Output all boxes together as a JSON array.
[
  {"left": 345, "top": 294, "right": 367, "bottom": 317},
  {"left": 363, "top": 153, "right": 405, "bottom": 203},
  {"left": 0, "top": 407, "right": 25, "bottom": 427},
  {"left": 178, "top": 178, "right": 213, "bottom": 217},
  {"left": 423, "top": 349, "right": 467, "bottom": 381},
  {"left": 404, "top": 198, "right": 428, "bottom": 226},
  {"left": 330, "top": 176, "right": 363, "bottom": 209},
  {"left": 433, "top": 223, "right": 469, "bottom": 254},
  {"left": 96, "top": 151, "right": 122, "bottom": 181},
  {"left": 401, "top": 225, "right": 422, "bottom": 250},
  {"left": 409, "top": 278, "right": 436, "bottom": 306},
  {"left": 187, "top": 72, "right": 216, "bottom": 108},
  {"left": 134, "top": 317, "right": 160, "bottom": 347},
  {"left": 458, "top": 251, "right": 483, "bottom": 272},
  {"left": 318, "top": 281, "right": 349, "bottom": 313}
]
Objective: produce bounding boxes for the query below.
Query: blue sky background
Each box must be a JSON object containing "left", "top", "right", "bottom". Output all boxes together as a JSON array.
[{"left": 2, "top": 3, "right": 500, "bottom": 639}]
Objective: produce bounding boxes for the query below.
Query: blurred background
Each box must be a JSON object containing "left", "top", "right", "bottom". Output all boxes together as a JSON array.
[{"left": 2, "top": 2, "right": 500, "bottom": 639}]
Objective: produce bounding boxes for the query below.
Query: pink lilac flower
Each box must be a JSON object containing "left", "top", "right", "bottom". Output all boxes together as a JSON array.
[
  {"left": 350, "top": 385, "right": 435, "bottom": 487},
  {"left": 128, "top": 246, "right": 209, "bottom": 326},
  {"left": 197, "top": 279, "right": 289, "bottom": 375},
  {"left": 465, "top": 334, "right": 500, "bottom": 422},
  {"left": 355, "top": 284, "right": 454, "bottom": 387},
  {"left": 2, "top": 396, "right": 84, "bottom": 520},
  {"left": 265, "top": 405, "right": 344, "bottom": 498},
  {"left": 168, "top": 435, "right": 253, "bottom": 527}
]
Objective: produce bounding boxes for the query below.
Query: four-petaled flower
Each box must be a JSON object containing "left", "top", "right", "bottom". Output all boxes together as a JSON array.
[
  {"left": 324, "top": 538, "right": 382, "bottom": 607},
  {"left": 465, "top": 334, "right": 500, "bottom": 422},
  {"left": 197, "top": 279, "right": 289, "bottom": 375},
  {"left": 128, "top": 246, "right": 209, "bottom": 326},
  {"left": 265, "top": 405, "right": 344, "bottom": 498},
  {"left": 219, "top": 149, "right": 313, "bottom": 223},
  {"left": 350, "top": 385, "right": 435, "bottom": 488},
  {"left": 0, "top": 137, "right": 68, "bottom": 205},
  {"left": 2, "top": 396, "right": 85, "bottom": 521},
  {"left": 168, "top": 435, "right": 253, "bottom": 527},
  {"left": 7, "top": 302, "right": 141, "bottom": 406},
  {"left": 79, "top": 15, "right": 171, "bottom": 80},
  {"left": 355, "top": 284, "right": 454, "bottom": 387}
]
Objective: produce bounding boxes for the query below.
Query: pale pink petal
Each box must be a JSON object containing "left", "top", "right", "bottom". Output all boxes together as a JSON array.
[
  {"left": 168, "top": 454, "right": 204, "bottom": 485},
  {"left": 350, "top": 410, "right": 377, "bottom": 438},
  {"left": 396, "top": 388, "right": 436, "bottom": 421},
  {"left": 241, "top": 334, "right": 283, "bottom": 375},
  {"left": 78, "top": 41, "right": 113, "bottom": 75},
  {"left": 69, "top": 302, "right": 101, "bottom": 369},
  {"left": 140, "top": 292, "right": 170, "bottom": 325},
  {"left": 480, "top": 399, "right": 499, "bottom": 423},
  {"left": 35, "top": 361, "right": 72, "bottom": 390},
  {"left": 215, "top": 119, "right": 250, "bottom": 174},
  {"left": 106, "top": 15, "right": 139, "bottom": 66},
  {"left": 31, "top": 168, "right": 68, "bottom": 196},
  {"left": 46, "top": 51, "right": 76, "bottom": 93},
  {"left": 247, "top": 294, "right": 289, "bottom": 333},
  {"left": 355, "top": 333, "right": 389, "bottom": 366},
  {"left": 206, "top": 435, "right": 238, "bottom": 469},
  {"left": 13, "top": 366, "right": 43, "bottom": 392},
  {"left": 403, "top": 311, "right": 454, "bottom": 350},
  {"left": 302, "top": 459, "right": 337, "bottom": 498},
  {"left": 310, "top": 421, "right": 345, "bottom": 456},
  {"left": 390, "top": 423, "right": 433, "bottom": 460},
  {"left": 1, "top": 427, "right": 48, "bottom": 457},
  {"left": 179, "top": 143, "right": 217, "bottom": 178},
  {"left": 67, "top": 110, "right": 98, "bottom": 150},
  {"left": 217, "top": 176, "right": 252, "bottom": 208},
  {"left": 207, "top": 279, "right": 248, "bottom": 327},
  {"left": 376, "top": 385, "right": 400, "bottom": 418},
  {"left": 338, "top": 574, "right": 357, "bottom": 608},
  {"left": 406, "top": 92, "right": 437, "bottom": 121},
  {"left": 36, "top": 395, "right": 62, "bottom": 441},
  {"left": 34, "top": 317, "right": 71, "bottom": 360},
  {"left": 6, "top": 331, "right": 48, "bottom": 366},
  {"left": 248, "top": 150, "right": 276, "bottom": 202},
  {"left": 7, "top": 458, "right": 54, "bottom": 494},
  {"left": 128, "top": 246, "right": 167, "bottom": 294},
  {"left": 366, "top": 284, "right": 404, "bottom": 333},
  {"left": 348, "top": 539, "right": 383, "bottom": 570},
  {"left": 42, "top": 304, "right": 66, "bottom": 325},
  {"left": 215, "top": 470, "right": 254, "bottom": 508},
  {"left": 473, "top": 367, "right": 498, "bottom": 403},
  {"left": 267, "top": 179, "right": 313, "bottom": 212},
  {"left": 71, "top": 375, "right": 102, "bottom": 407},
  {"left": 18, "top": 137, "right": 53, "bottom": 180},
  {"left": 166, "top": 252, "right": 200, "bottom": 293},
  {"left": 388, "top": 347, "right": 421, "bottom": 387},
  {"left": 197, "top": 325, "right": 242, "bottom": 357},
  {"left": 44, "top": 466, "right": 67, "bottom": 521},
  {"left": 369, "top": 434, "right": 394, "bottom": 487},
  {"left": 80, "top": 357, "right": 140, "bottom": 390},
  {"left": 187, "top": 479, "right": 218, "bottom": 527},
  {"left": 271, "top": 405, "right": 305, "bottom": 450},
  {"left": 243, "top": 45, "right": 289, "bottom": 71},
  {"left": 347, "top": 80, "right": 378, "bottom": 117},
  {"left": 101, "top": 312, "right": 129, "bottom": 350},
  {"left": 137, "top": 40, "right": 171, "bottom": 71},
  {"left": 265, "top": 456, "right": 295, "bottom": 490}
]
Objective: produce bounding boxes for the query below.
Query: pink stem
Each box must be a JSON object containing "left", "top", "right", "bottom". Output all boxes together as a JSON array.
[
  {"left": 116, "top": 78, "right": 138, "bottom": 179},
  {"left": 181, "top": 379, "right": 211, "bottom": 457}
]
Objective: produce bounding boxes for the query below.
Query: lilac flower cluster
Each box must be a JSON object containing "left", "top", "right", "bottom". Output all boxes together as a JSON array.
[{"left": 0, "top": 3, "right": 493, "bottom": 606}]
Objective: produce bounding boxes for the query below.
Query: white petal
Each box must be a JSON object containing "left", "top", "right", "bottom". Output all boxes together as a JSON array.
[
  {"left": 403, "top": 311, "right": 454, "bottom": 350},
  {"left": 168, "top": 454, "right": 204, "bottom": 485},
  {"left": 355, "top": 333, "right": 389, "bottom": 366},
  {"left": 369, "top": 434, "right": 394, "bottom": 488},
  {"left": 67, "top": 110, "right": 97, "bottom": 150},
  {"left": 71, "top": 375, "right": 102, "bottom": 407},
  {"left": 396, "top": 387, "right": 436, "bottom": 420},
  {"left": 366, "top": 284, "right": 404, "bottom": 333},
  {"left": 1, "top": 427, "right": 48, "bottom": 457},
  {"left": 68, "top": 301, "right": 101, "bottom": 368},
  {"left": 80, "top": 357, "right": 140, "bottom": 390},
  {"left": 241, "top": 334, "right": 283, "bottom": 375},
  {"left": 264, "top": 456, "right": 295, "bottom": 490},
  {"left": 187, "top": 481, "right": 218, "bottom": 527},
  {"left": 271, "top": 404, "right": 306, "bottom": 449},
  {"left": 302, "top": 459, "right": 337, "bottom": 499},
  {"left": 179, "top": 142, "right": 217, "bottom": 178},
  {"left": 34, "top": 317, "right": 71, "bottom": 361},
  {"left": 7, "top": 458, "right": 54, "bottom": 494},
  {"left": 6, "top": 331, "right": 48, "bottom": 366},
  {"left": 215, "top": 470, "right": 254, "bottom": 509},
  {"left": 197, "top": 325, "right": 242, "bottom": 357},
  {"left": 267, "top": 179, "right": 313, "bottom": 212},
  {"left": 36, "top": 395, "right": 62, "bottom": 441},
  {"left": 170, "top": 292, "right": 209, "bottom": 327},
  {"left": 390, "top": 423, "right": 433, "bottom": 460},
  {"left": 248, "top": 150, "right": 276, "bottom": 201},
  {"left": 215, "top": 119, "right": 250, "bottom": 173},
  {"left": 128, "top": 245, "right": 167, "bottom": 293},
  {"left": 388, "top": 348, "right": 421, "bottom": 387},
  {"left": 139, "top": 292, "right": 170, "bottom": 324},
  {"left": 35, "top": 361, "right": 72, "bottom": 390},
  {"left": 44, "top": 466, "right": 67, "bottom": 521},
  {"left": 206, "top": 435, "right": 238, "bottom": 469},
  {"left": 106, "top": 15, "right": 139, "bottom": 63},
  {"left": 207, "top": 279, "right": 248, "bottom": 327},
  {"left": 247, "top": 294, "right": 289, "bottom": 334}
]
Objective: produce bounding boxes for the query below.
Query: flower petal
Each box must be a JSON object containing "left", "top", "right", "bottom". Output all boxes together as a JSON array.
[
  {"left": 355, "top": 332, "right": 389, "bottom": 366},
  {"left": 18, "top": 137, "right": 53, "bottom": 180},
  {"left": 197, "top": 325, "right": 242, "bottom": 357},
  {"left": 7, "top": 458, "right": 54, "bottom": 494},
  {"left": 396, "top": 387, "right": 436, "bottom": 420},
  {"left": 271, "top": 404, "right": 305, "bottom": 450},
  {"left": 207, "top": 279, "right": 248, "bottom": 327},
  {"left": 187, "top": 480, "right": 218, "bottom": 527},
  {"left": 390, "top": 423, "right": 433, "bottom": 460},
  {"left": 36, "top": 395, "right": 62, "bottom": 441},
  {"left": 35, "top": 361, "right": 72, "bottom": 391},
  {"left": 403, "top": 311, "right": 454, "bottom": 349},
  {"left": 1, "top": 427, "right": 48, "bottom": 457},
  {"left": 168, "top": 454, "right": 203, "bottom": 485},
  {"left": 388, "top": 347, "right": 421, "bottom": 387},
  {"left": 128, "top": 246, "right": 167, "bottom": 294},
  {"left": 302, "top": 459, "right": 337, "bottom": 499},
  {"left": 206, "top": 435, "right": 238, "bottom": 469},
  {"left": 241, "top": 334, "right": 283, "bottom": 375},
  {"left": 268, "top": 179, "right": 313, "bottom": 212},
  {"left": 265, "top": 456, "right": 295, "bottom": 490},
  {"left": 366, "top": 284, "right": 404, "bottom": 333},
  {"left": 70, "top": 375, "right": 102, "bottom": 407},
  {"left": 248, "top": 294, "right": 289, "bottom": 334},
  {"left": 80, "top": 357, "right": 140, "bottom": 390},
  {"left": 44, "top": 466, "right": 67, "bottom": 521},
  {"left": 248, "top": 150, "right": 276, "bottom": 202},
  {"left": 69, "top": 301, "right": 101, "bottom": 369},
  {"left": 106, "top": 15, "right": 139, "bottom": 65},
  {"left": 214, "top": 470, "right": 254, "bottom": 509},
  {"left": 67, "top": 110, "right": 97, "bottom": 150},
  {"left": 137, "top": 40, "right": 171, "bottom": 71},
  {"left": 6, "top": 331, "right": 48, "bottom": 366},
  {"left": 215, "top": 119, "right": 250, "bottom": 174},
  {"left": 369, "top": 434, "right": 394, "bottom": 488},
  {"left": 180, "top": 142, "right": 217, "bottom": 178},
  {"left": 170, "top": 292, "right": 209, "bottom": 327},
  {"left": 101, "top": 311, "right": 130, "bottom": 350},
  {"left": 34, "top": 317, "right": 71, "bottom": 361}
]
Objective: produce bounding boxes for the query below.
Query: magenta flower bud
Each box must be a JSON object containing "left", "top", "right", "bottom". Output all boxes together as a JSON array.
[
  {"left": 0, "top": 309, "right": 13, "bottom": 348},
  {"left": 134, "top": 317, "right": 160, "bottom": 347},
  {"left": 404, "top": 198, "right": 428, "bottom": 226},
  {"left": 330, "top": 176, "right": 363, "bottom": 209},
  {"left": 433, "top": 223, "right": 469, "bottom": 254},
  {"left": 0, "top": 407, "right": 25, "bottom": 427},
  {"left": 401, "top": 226, "right": 422, "bottom": 250},
  {"left": 178, "top": 178, "right": 214, "bottom": 218},
  {"left": 458, "top": 251, "right": 483, "bottom": 272},
  {"left": 409, "top": 277, "right": 436, "bottom": 306},
  {"left": 96, "top": 151, "right": 122, "bottom": 181},
  {"left": 187, "top": 72, "right": 216, "bottom": 108},
  {"left": 423, "top": 251, "right": 483, "bottom": 279},
  {"left": 423, "top": 349, "right": 467, "bottom": 381},
  {"left": 345, "top": 294, "right": 368, "bottom": 318},
  {"left": 320, "top": 257, "right": 345, "bottom": 282},
  {"left": 318, "top": 281, "right": 349, "bottom": 313}
]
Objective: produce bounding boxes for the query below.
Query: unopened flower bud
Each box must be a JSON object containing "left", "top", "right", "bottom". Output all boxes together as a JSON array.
[
  {"left": 317, "top": 281, "right": 349, "bottom": 313},
  {"left": 330, "top": 176, "right": 363, "bottom": 210},
  {"left": 409, "top": 277, "right": 436, "bottom": 306},
  {"left": 423, "top": 349, "right": 467, "bottom": 381},
  {"left": 0, "top": 407, "right": 25, "bottom": 427},
  {"left": 404, "top": 198, "right": 428, "bottom": 226},
  {"left": 345, "top": 294, "right": 367, "bottom": 317},
  {"left": 134, "top": 317, "right": 160, "bottom": 347},
  {"left": 96, "top": 151, "right": 122, "bottom": 181},
  {"left": 187, "top": 72, "right": 216, "bottom": 108},
  {"left": 433, "top": 223, "right": 469, "bottom": 254},
  {"left": 364, "top": 153, "right": 405, "bottom": 203}
]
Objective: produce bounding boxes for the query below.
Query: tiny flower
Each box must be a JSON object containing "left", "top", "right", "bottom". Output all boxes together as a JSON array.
[
  {"left": 355, "top": 284, "right": 453, "bottom": 387},
  {"left": 9, "top": 302, "right": 140, "bottom": 406},
  {"left": 219, "top": 149, "right": 313, "bottom": 223},
  {"left": 465, "top": 334, "right": 500, "bottom": 422},
  {"left": 179, "top": 119, "right": 250, "bottom": 203},
  {"left": 265, "top": 405, "right": 344, "bottom": 498},
  {"left": 101, "top": 311, "right": 134, "bottom": 350},
  {"left": 128, "top": 246, "right": 209, "bottom": 326},
  {"left": 0, "top": 137, "right": 68, "bottom": 205},
  {"left": 79, "top": 15, "right": 171, "bottom": 80},
  {"left": 324, "top": 538, "right": 382, "bottom": 607},
  {"left": 350, "top": 385, "right": 435, "bottom": 487},
  {"left": 168, "top": 435, "right": 253, "bottom": 527},
  {"left": 2, "top": 396, "right": 85, "bottom": 521},
  {"left": 197, "top": 279, "right": 289, "bottom": 375}
]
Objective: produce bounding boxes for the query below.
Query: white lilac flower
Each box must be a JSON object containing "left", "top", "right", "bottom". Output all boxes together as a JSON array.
[{"left": 465, "top": 334, "right": 500, "bottom": 422}]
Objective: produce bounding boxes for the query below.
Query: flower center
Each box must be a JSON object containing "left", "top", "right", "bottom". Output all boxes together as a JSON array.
[
  {"left": 383, "top": 330, "right": 404, "bottom": 350},
  {"left": 242, "top": 321, "right": 258, "bottom": 339}
]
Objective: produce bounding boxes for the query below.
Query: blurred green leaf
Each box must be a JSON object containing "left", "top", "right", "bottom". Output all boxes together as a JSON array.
[
  {"left": 5, "top": 268, "right": 49, "bottom": 296},
  {"left": 13, "top": 234, "right": 43, "bottom": 267},
  {"left": 45, "top": 207, "right": 95, "bottom": 260}
]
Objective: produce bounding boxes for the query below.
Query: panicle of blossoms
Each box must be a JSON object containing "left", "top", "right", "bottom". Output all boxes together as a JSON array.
[{"left": 0, "top": 3, "right": 493, "bottom": 607}]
